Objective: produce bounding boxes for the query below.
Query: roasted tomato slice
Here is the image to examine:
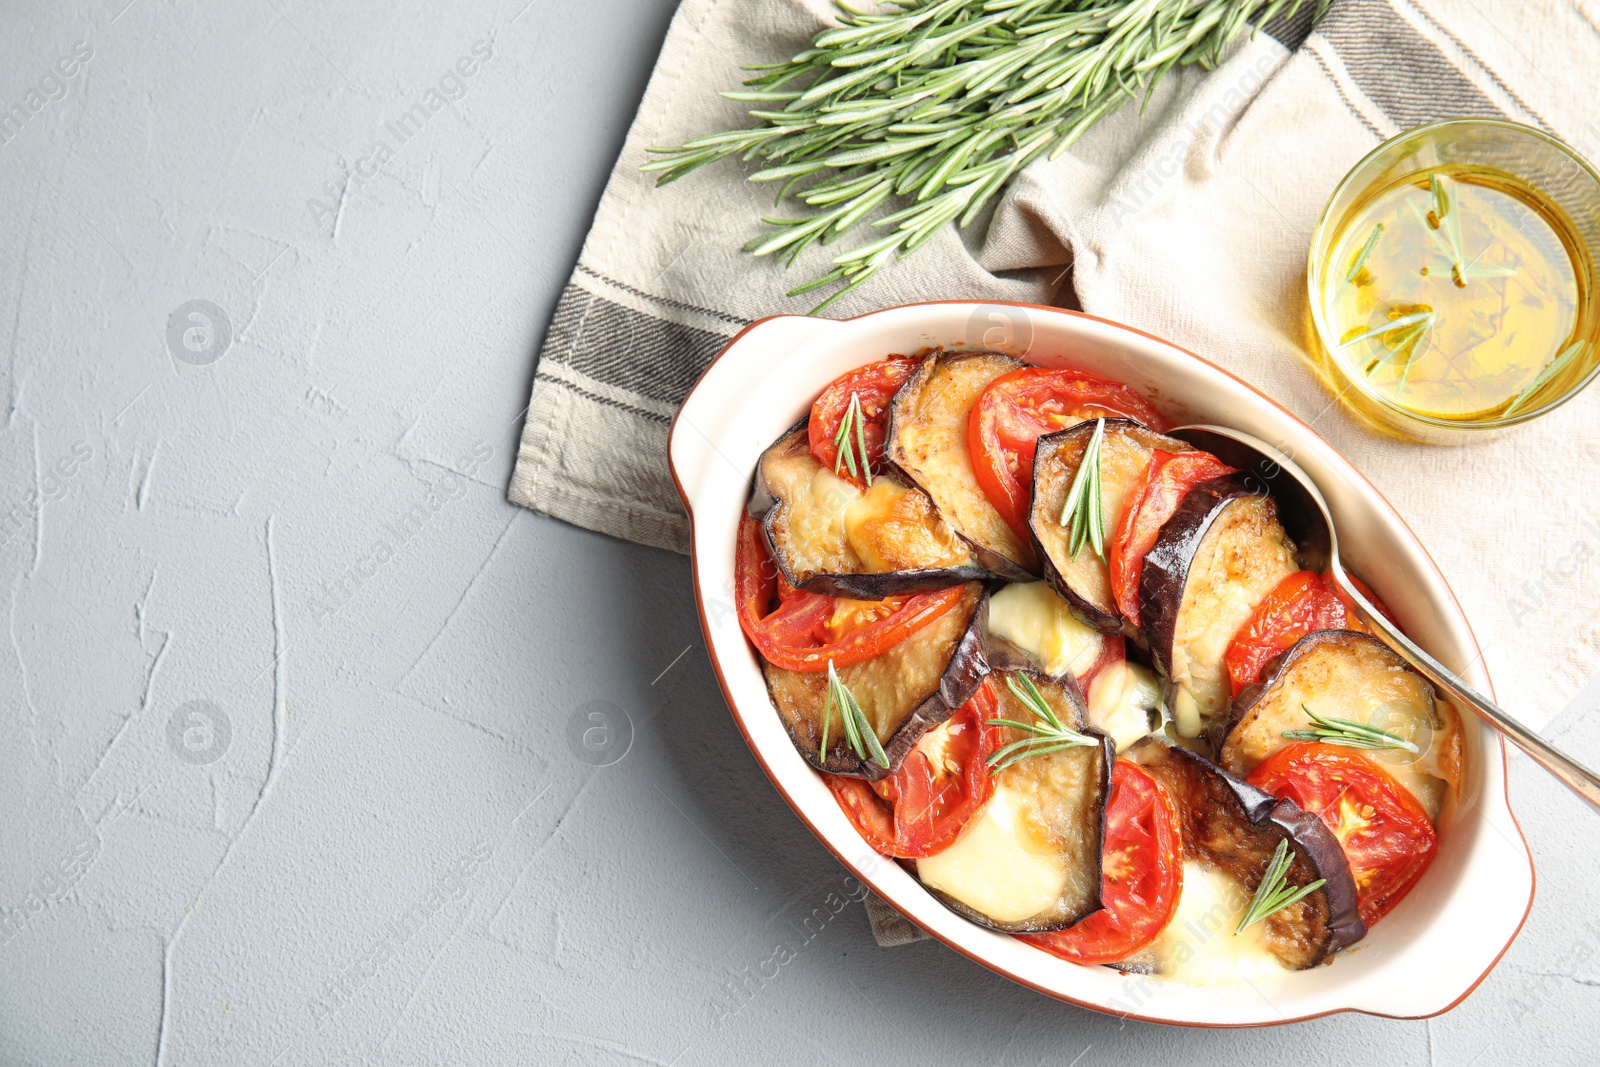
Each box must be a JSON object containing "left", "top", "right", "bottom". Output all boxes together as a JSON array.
[
  {"left": 1247, "top": 742, "right": 1437, "bottom": 927},
  {"left": 808, "top": 357, "right": 921, "bottom": 487},
  {"left": 1223, "top": 570, "right": 1352, "bottom": 696},
  {"left": 1106, "top": 449, "right": 1236, "bottom": 624},
  {"left": 1224, "top": 571, "right": 1404, "bottom": 696},
  {"left": 968, "top": 367, "right": 1166, "bottom": 544},
  {"left": 1019, "top": 760, "right": 1183, "bottom": 964},
  {"left": 825, "top": 777, "right": 898, "bottom": 854},
  {"left": 827, "top": 682, "right": 997, "bottom": 858},
  {"left": 735, "top": 514, "right": 963, "bottom": 672}
]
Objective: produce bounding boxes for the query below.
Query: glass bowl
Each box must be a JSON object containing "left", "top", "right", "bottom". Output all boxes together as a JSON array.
[{"left": 1306, "top": 118, "right": 1600, "bottom": 442}]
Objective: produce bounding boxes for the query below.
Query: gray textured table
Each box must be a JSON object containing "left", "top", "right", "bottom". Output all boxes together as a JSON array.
[{"left": 4, "top": 3, "right": 1598, "bottom": 1064}]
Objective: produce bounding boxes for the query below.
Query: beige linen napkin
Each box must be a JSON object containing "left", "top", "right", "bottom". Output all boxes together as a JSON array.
[{"left": 510, "top": 0, "right": 1600, "bottom": 944}]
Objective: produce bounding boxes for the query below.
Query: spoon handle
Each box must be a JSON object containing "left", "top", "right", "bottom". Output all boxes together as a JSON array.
[{"left": 1330, "top": 563, "right": 1600, "bottom": 810}]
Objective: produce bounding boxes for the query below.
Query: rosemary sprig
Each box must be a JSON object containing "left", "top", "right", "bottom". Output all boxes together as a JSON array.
[
  {"left": 1361, "top": 313, "right": 1434, "bottom": 379},
  {"left": 1340, "top": 310, "right": 1433, "bottom": 351},
  {"left": 824, "top": 660, "right": 889, "bottom": 769},
  {"left": 644, "top": 0, "right": 1320, "bottom": 312},
  {"left": 1411, "top": 176, "right": 1515, "bottom": 285},
  {"left": 1502, "top": 340, "right": 1588, "bottom": 417},
  {"left": 1059, "top": 418, "right": 1106, "bottom": 559},
  {"left": 984, "top": 673, "right": 1097, "bottom": 775},
  {"left": 1236, "top": 839, "right": 1325, "bottom": 934},
  {"left": 1282, "top": 703, "right": 1419, "bottom": 752},
  {"left": 832, "top": 391, "right": 873, "bottom": 485},
  {"left": 1343, "top": 310, "right": 1435, "bottom": 378}
]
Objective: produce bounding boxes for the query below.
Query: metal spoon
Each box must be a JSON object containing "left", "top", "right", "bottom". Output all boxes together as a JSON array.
[{"left": 1172, "top": 423, "right": 1600, "bottom": 810}]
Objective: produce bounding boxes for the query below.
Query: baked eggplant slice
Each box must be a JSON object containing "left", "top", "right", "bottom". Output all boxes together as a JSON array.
[
  {"left": 751, "top": 423, "right": 985, "bottom": 597},
  {"left": 916, "top": 671, "right": 1113, "bottom": 932},
  {"left": 1030, "top": 419, "right": 1194, "bottom": 633},
  {"left": 1220, "top": 629, "right": 1464, "bottom": 821},
  {"left": 765, "top": 583, "right": 988, "bottom": 779},
  {"left": 886, "top": 351, "right": 1036, "bottom": 579},
  {"left": 1126, "top": 739, "right": 1365, "bottom": 973},
  {"left": 1139, "top": 474, "right": 1299, "bottom": 741}
]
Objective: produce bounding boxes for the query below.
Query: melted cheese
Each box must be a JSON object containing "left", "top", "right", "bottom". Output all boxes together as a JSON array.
[
  {"left": 916, "top": 785, "right": 1066, "bottom": 923},
  {"left": 1363, "top": 751, "right": 1445, "bottom": 822},
  {"left": 807, "top": 467, "right": 860, "bottom": 548},
  {"left": 809, "top": 468, "right": 967, "bottom": 574},
  {"left": 845, "top": 479, "right": 920, "bottom": 571},
  {"left": 987, "top": 582, "right": 1103, "bottom": 679},
  {"left": 1171, "top": 687, "right": 1203, "bottom": 739},
  {"left": 1086, "top": 661, "right": 1161, "bottom": 752},
  {"left": 1146, "top": 862, "right": 1290, "bottom": 986}
]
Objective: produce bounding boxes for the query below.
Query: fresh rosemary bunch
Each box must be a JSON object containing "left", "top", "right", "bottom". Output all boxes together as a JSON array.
[{"left": 644, "top": 0, "right": 1317, "bottom": 312}]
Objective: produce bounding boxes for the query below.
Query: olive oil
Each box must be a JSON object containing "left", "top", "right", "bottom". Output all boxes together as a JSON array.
[{"left": 1317, "top": 165, "right": 1597, "bottom": 424}]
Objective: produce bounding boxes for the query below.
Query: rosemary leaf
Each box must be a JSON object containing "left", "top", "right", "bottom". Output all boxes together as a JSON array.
[
  {"left": 827, "top": 660, "right": 858, "bottom": 754},
  {"left": 819, "top": 674, "right": 832, "bottom": 758},
  {"left": 1342, "top": 223, "right": 1383, "bottom": 289},
  {"left": 987, "top": 739, "right": 1089, "bottom": 774},
  {"left": 1437, "top": 173, "right": 1466, "bottom": 275},
  {"left": 1087, "top": 420, "right": 1105, "bottom": 557},
  {"left": 1502, "top": 340, "right": 1588, "bottom": 418},
  {"left": 1237, "top": 839, "right": 1326, "bottom": 934},
  {"left": 851, "top": 394, "right": 872, "bottom": 486}
]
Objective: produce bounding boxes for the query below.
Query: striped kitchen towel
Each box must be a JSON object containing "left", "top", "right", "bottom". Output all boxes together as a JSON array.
[{"left": 509, "top": 0, "right": 1600, "bottom": 941}]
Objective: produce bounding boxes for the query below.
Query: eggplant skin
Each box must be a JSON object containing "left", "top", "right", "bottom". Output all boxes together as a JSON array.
[
  {"left": 764, "top": 584, "right": 989, "bottom": 780},
  {"left": 751, "top": 423, "right": 987, "bottom": 598},
  {"left": 921, "top": 670, "right": 1113, "bottom": 933},
  {"left": 1129, "top": 739, "right": 1366, "bottom": 968},
  {"left": 1030, "top": 419, "right": 1193, "bottom": 634},
  {"left": 886, "top": 351, "right": 1036, "bottom": 580},
  {"left": 1139, "top": 473, "right": 1255, "bottom": 677},
  {"left": 1221, "top": 629, "right": 1464, "bottom": 822},
  {"left": 1138, "top": 474, "right": 1299, "bottom": 739}
]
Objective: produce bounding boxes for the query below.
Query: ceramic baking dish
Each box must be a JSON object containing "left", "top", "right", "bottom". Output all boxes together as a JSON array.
[{"left": 666, "top": 300, "right": 1534, "bottom": 1026}]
